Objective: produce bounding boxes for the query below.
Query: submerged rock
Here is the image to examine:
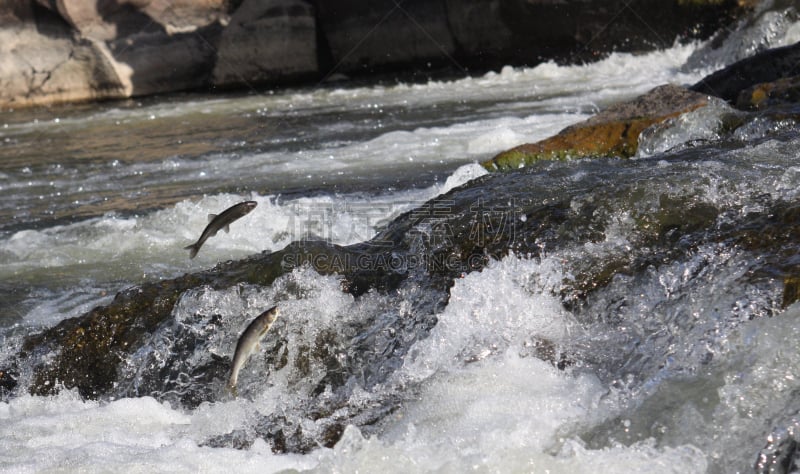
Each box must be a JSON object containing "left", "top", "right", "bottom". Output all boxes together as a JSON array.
[
  {"left": 482, "top": 85, "right": 710, "bottom": 170},
  {"left": 783, "top": 276, "right": 800, "bottom": 309},
  {"left": 0, "top": 366, "right": 18, "bottom": 397}
]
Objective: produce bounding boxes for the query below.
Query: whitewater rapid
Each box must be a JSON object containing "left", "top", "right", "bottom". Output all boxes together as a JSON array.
[{"left": 2, "top": 6, "right": 800, "bottom": 472}]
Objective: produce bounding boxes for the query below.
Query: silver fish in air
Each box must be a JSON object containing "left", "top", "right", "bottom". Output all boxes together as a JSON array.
[
  {"left": 185, "top": 200, "right": 257, "bottom": 259},
  {"left": 227, "top": 305, "right": 279, "bottom": 396}
]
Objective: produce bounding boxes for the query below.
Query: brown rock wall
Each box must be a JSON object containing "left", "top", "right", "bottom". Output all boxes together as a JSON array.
[{"left": 0, "top": 0, "right": 753, "bottom": 107}]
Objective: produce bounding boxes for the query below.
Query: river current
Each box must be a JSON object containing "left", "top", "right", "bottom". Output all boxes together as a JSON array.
[{"left": 2, "top": 5, "right": 800, "bottom": 473}]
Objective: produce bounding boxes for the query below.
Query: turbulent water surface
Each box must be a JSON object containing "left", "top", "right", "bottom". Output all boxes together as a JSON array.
[{"left": 2, "top": 4, "right": 800, "bottom": 473}]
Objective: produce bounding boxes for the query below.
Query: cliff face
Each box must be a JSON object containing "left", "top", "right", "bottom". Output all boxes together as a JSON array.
[
  {"left": 0, "top": 0, "right": 318, "bottom": 107},
  {"left": 1, "top": 0, "right": 749, "bottom": 108}
]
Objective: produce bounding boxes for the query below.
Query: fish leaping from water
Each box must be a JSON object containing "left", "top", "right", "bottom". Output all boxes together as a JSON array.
[
  {"left": 227, "top": 305, "right": 279, "bottom": 396},
  {"left": 184, "top": 200, "right": 257, "bottom": 259}
]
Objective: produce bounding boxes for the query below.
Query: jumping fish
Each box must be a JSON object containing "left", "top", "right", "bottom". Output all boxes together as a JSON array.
[
  {"left": 227, "top": 305, "right": 279, "bottom": 396},
  {"left": 185, "top": 200, "right": 257, "bottom": 259}
]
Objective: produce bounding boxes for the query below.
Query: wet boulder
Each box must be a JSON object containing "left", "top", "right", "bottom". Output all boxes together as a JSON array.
[
  {"left": 755, "top": 415, "right": 800, "bottom": 473},
  {"left": 35, "top": 0, "right": 228, "bottom": 40},
  {"left": 696, "top": 16, "right": 800, "bottom": 115},
  {"left": 691, "top": 40, "right": 800, "bottom": 104},
  {"left": 484, "top": 40, "right": 800, "bottom": 172},
  {"left": 482, "top": 84, "right": 710, "bottom": 170},
  {"left": 313, "top": 0, "right": 456, "bottom": 73}
]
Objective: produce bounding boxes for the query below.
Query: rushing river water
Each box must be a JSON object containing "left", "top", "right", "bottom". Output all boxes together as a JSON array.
[{"left": 2, "top": 4, "right": 800, "bottom": 473}]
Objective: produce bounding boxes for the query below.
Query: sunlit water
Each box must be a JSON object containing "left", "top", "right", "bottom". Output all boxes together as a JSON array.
[{"left": 2, "top": 5, "right": 800, "bottom": 473}]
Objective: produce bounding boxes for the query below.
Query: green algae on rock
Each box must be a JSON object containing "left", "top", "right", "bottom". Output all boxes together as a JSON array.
[{"left": 482, "top": 84, "right": 710, "bottom": 171}]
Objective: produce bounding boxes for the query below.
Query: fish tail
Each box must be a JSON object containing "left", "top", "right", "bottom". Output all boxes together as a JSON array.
[
  {"left": 184, "top": 243, "right": 199, "bottom": 259},
  {"left": 225, "top": 381, "right": 238, "bottom": 398}
]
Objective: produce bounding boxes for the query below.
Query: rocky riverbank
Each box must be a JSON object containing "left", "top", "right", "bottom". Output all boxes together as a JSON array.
[{"left": 1, "top": 0, "right": 751, "bottom": 108}]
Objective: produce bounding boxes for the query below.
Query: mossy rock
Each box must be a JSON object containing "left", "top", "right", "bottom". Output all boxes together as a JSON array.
[{"left": 483, "top": 84, "right": 709, "bottom": 171}]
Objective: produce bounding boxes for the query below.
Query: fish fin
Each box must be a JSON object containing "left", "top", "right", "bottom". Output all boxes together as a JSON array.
[
  {"left": 208, "top": 213, "right": 217, "bottom": 222},
  {"left": 224, "top": 225, "right": 230, "bottom": 233},
  {"left": 184, "top": 244, "right": 199, "bottom": 259}
]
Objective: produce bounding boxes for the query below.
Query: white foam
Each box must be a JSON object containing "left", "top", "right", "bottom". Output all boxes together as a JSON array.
[
  {"left": 466, "top": 126, "right": 524, "bottom": 154},
  {"left": 398, "top": 255, "right": 576, "bottom": 381},
  {"left": 330, "top": 255, "right": 704, "bottom": 472},
  {"left": 0, "top": 391, "right": 313, "bottom": 474},
  {"left": 0, "top": 385, "right": 705, "bottom": 473},
  {"left": 689, "top": 304, "right": 800, "bottom": 472},
  {"left": 779, "top": 20, "right": 800, "bottom": 46},
  {"left": 226, "top": 112, "right": 584, "bottom": 180},
  {"left": 0, "top": 256, "right": 712, "bottom": 473},
  {"left": 314, "top": 367, "right": 707, "bottom": 473},
  {"left": 437, "top": 162, "right": 488, "bottom": 194}
]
